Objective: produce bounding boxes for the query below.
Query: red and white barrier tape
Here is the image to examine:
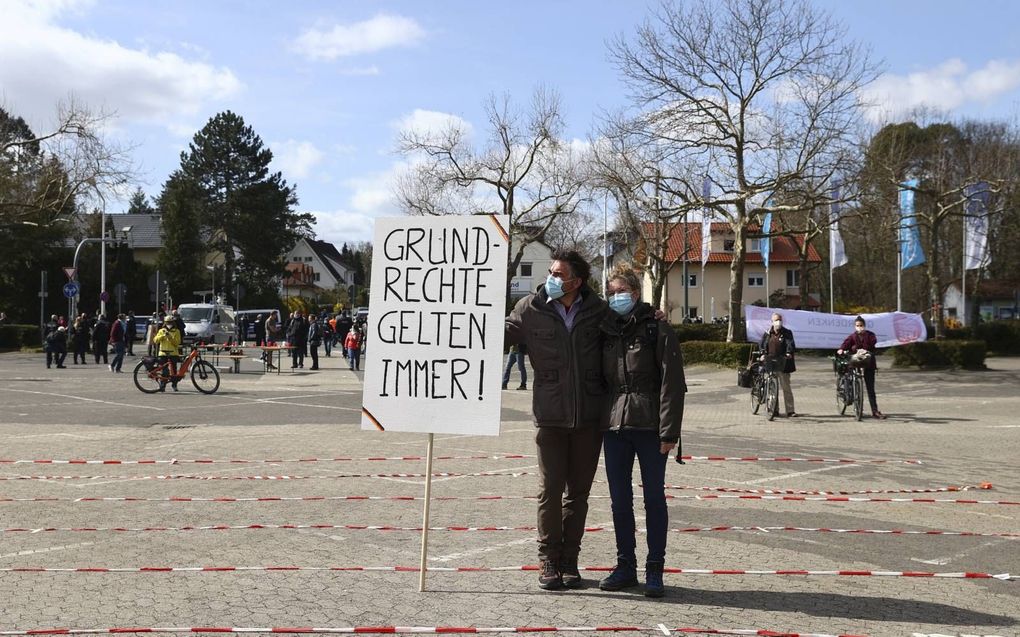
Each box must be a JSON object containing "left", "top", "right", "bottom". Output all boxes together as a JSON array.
[
  {"left": 0, "top": 565, "right": 1013, "bottom": 579},
  {"left": 0, "top": 626, "right": 893, "bottom": 637},
  {"left": 2, "top": 523, "right": 1015, "bottom": 538},
  {"left": 0, "top": 454, "right": 921, "bottom": 465},
  {"left": 662, "top": 484, "right": 992, "bottom": 496},
  {"left": 0, "top": 472, "right": 530, "bottom": 482},
  {"left": 4, "top": 494, "right": 1016, "bottom": 505}
]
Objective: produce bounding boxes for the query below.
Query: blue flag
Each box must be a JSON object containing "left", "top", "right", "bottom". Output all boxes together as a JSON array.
[
  {"left": 761, "top": 211, "right": 772, "bottom": 270},
  {"left": 899, "top": 179, "right": 925, "bottom": 270}
]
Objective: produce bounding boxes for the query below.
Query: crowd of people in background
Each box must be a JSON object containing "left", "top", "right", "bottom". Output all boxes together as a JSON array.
[{"left": 42, "top": 311, "right": 138, "bottom": 371}]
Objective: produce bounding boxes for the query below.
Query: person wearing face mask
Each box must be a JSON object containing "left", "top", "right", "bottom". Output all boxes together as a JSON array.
[
  {"left": 837, "top": 316, "right": 885, "bottom": 419},
  {"left": 758, "top": 311, "right": 797, "bottom": 417},
  {"left": 505, "top": 248, "right": 610, "bottom": 591},
  {"left": 597, "top": 265, "right": 686, "bottom": 599}
]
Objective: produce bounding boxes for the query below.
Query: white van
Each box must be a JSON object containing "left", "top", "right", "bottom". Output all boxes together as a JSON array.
[{"left": 177, "top": 303, "right": 237, "bottom": 345}]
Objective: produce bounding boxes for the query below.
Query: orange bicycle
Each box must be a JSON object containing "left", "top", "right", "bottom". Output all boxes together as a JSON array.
[{"left": 132, "top": 346, "right": 220, "bottom": 394}]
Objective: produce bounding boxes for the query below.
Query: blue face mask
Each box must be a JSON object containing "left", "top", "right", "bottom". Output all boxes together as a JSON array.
[
  {"left": 545, "top": 275, "right": 566, "bottom": 300},
  {"left": 609, "top": 292, "right": 636, "bottom": 315}
]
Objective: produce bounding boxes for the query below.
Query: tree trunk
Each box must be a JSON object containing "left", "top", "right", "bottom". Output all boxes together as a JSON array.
[{"left": 727, "top": 218, "right": 748, "bottom": 342}]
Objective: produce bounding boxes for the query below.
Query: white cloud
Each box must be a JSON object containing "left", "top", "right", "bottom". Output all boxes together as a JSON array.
[
  {"left": 0, "top": 1, "right": 241, "bottom": 129},
  {"left": 310, "top": 209, "right": 377, "bottom": 245},
  {"left": 863, "top": 58, "right": 1020, "bottom": 121},
  {"left": 394, "top": 108, "right": 473, "bottom": 142},
  {"left": 272, "top": 139, "right": 325, "bottom": 180},
  {"left": 293, "top": 14, "right": 425, "bottom": 61}
]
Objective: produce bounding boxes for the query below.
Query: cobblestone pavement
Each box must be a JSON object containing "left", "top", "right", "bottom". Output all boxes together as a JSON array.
[{"left": 0, "top": 349, "right": 1017, "bottom": 636}]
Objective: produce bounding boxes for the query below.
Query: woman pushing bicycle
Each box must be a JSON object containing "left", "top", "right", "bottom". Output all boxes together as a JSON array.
[
  {"left": 837, "top": 316, "right": 886, "bottom": 419},
  {"left": 153, "top": 315, "right": 183, "bottom": 392}
]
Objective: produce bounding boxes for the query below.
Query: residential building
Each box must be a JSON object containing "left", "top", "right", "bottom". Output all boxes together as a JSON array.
[
  {"left": 943, "top": 277, "right": 1019, "bottom": 323},
  {"left": 508, "top": 235, "right": 555, "bottom": 299},
  {"left": 639, "top": 222, "right": 823, "bottom": 323},
  {"left": 282, "top": 238, "right": 355, "bottom": 301}
]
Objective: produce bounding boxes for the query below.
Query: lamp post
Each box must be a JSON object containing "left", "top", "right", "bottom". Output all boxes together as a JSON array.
[{"left": 71, "top": 225, "right": 132, "bottom": 318}]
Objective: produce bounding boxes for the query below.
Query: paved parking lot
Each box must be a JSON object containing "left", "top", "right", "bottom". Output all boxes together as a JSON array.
[{"left": 0, "top": 348, "right": 1017, "bottom": 636}]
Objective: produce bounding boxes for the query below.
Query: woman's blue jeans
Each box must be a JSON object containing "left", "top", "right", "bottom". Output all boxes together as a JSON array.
[{"left": 603, "top": 428, "right": 669, "bottom": 563}]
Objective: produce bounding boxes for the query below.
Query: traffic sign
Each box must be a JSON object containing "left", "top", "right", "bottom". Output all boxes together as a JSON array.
[
  {"left": 63, "top": 282, "right": 80, "bottom": 298},
  {"left": 63, "top": 267, "right": 76, "bottom": 280}
]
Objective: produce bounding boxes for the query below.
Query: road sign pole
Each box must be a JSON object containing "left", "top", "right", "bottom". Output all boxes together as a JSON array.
[{"left": 39, "top": 271, "right": 47, "bottom": 343}]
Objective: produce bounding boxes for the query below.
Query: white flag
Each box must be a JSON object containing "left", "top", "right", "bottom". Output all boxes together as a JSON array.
[
  {"left": 964, "top": 182, "right": 991, "bottom": 270},
  {"left": 701, "top": 177, "right": 711, "bottom": 266},
  {"left": 830, "top": 185, "right": 848, "bottom": 269}
]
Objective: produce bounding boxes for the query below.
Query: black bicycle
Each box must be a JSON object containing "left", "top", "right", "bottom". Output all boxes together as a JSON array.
[
  {"left": 832, "top": 353, "right": 864, "bottom": 421},
  {"left": 749, "top": 353, "right": 780, "bottom": 421}
]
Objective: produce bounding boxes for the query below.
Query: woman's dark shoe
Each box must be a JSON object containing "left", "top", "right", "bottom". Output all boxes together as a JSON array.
[
  {"left": 560, "top": 556, "right": 583, "bottom": 589},
  {"left": 872, "top": 411, "right": 887, "bottom": 419},
  {"left": 538, "top": 559, "right": 562, "bottom": 590},
  {"left": 599, "top": 558, "right": 638, "bottom": 591},
  {"left": 644, "top": 561, "right": 665, "bottom": 598}
]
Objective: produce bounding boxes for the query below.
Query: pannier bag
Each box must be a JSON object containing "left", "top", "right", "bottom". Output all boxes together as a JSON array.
[
  {"left": 142, "top": 356, "right": 157, "bottom": 371},
  {"left": 737, "top": 368, "right": 753, "bottom": 388}
]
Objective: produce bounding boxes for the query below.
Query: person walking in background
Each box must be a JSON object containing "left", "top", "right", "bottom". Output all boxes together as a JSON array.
[
  {"left": 126, "top": 311, "right": 137, "bottom": 356},
  {"left": 344, "top": 327, "right": 361, "bottom": 371},
  {"left": 46, "top": 326, "right": 68, "bottom": 368},
  {"left": 108, "top": 313, "right": 127, "bottom": 373},
  {"left": 145, "top": 314, "right": 159, "bottom": 356},
  {"left": 838, "top": 316, "right": 886, "bottom": 419},
  {"left": 502, "top": 342, "right": 528, "bottom": 390},
  {"left": 505, "top": 249, "right": 609, "bottom": 591},
  {"left": 758, "top": 311, "right": 797, "bottom": 417},
  {"left": 596, "top": 265, "right": 686, "bottom": 598},
  {"left": 253, "top": 313, "right": 266, "bottom": 346},
  {"left": 322, "top": 317, "right": 334, "bottom": 357},
  {"left": 43, "top": 315, "right": 59, "bottom": 368},
  {"left": 307, "top": 315, "right": 323, "bottom": 370},
  {"left": 286, "top": 310, "right": 307, "bottom": 369},
  {"left": 91, "top": 314, "right": 110, "bottom": 365},
  {"left": 70, "top": 316, "right": 89, "bottom": 365},
  {"left": 336, "top": 312, "right": 353, "bottom": 359}
]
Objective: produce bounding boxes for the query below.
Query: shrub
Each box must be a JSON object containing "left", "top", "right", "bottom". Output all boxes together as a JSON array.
[
  {"left": 671, "top": 323, "right": 727, "bottom": 343},
  {"left": 974, "top": 320, "right": 1020, "bottom": 355},
  {"left": 0, "top": 324, "right": 41, "bottom": 350},
  {"left": 680, "top": 340, "right": 754, "bottom": 368},
  {"left": 890, "top": 340, "right": 986, "bottom": 370}
]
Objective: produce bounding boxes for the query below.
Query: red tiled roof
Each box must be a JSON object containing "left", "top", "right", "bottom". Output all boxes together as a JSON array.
[{"left": 645, "top": 222, "right": 822, "bottom": 264}]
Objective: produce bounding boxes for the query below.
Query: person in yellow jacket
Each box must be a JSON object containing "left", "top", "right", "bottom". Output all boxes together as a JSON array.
[{"left": 153, "top": 314, "right": 183, "bottom": 392}]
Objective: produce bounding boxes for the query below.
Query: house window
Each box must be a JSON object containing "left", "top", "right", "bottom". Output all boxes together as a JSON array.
[
  {"left": 306, "top": 256, "right": 313, "bottom": 262},
  {"left": 520, "top": 262, "right": 533, "bottom": 277},
  {"left": 748, "top": 238, "right": 762, "bottom": 253},
  {"left": 748, "top": 274, "right": 764, "bottom": 287},
  {"left": 687, "top": 273, "right": 698, "bottom": 287},
  {"left": 314, "top": 273, "right": 321, "bottom": 282},
  {"left": 786, "top": 269, "right": 800, "bottom": 288},
  {"left": 687, "top": 306, "right": 698, "bottom": 319},
  {"left": 723, "top": 239, "right": 735, "bottom": 252},
  {"left": 292, "top": 257, "right": 301, "bottom": 262}
]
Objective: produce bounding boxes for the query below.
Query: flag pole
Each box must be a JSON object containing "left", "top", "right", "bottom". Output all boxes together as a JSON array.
[
  {"left": 961, "top": 213, "right": 967, "bottom": 327},
  {"left": 829, "top": 257, "right": 834, "bottom": 315}
]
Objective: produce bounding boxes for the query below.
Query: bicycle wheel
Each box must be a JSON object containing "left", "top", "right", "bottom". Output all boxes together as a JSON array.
[
  {"left": 133, "top": 360, "right": 162, "bottom": 394},
  {"left": 191, "top": 360, "right": 221, "bottom": 394},
  {"left": 838, "top": 375, "right": 850, "bottom": 415},
  {"left": 765, "top": 375, "right": 779, "bottom": 421},
  {"left": 751, "top": 376, "right": 763, "bottom": 414},
  {"left": 853, "top": 373, "right": 864, "bottom": 421}
]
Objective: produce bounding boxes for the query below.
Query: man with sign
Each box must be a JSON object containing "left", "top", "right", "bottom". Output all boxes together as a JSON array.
[{"left": 506, "top": 249, "right": 609, "bottom": 591}]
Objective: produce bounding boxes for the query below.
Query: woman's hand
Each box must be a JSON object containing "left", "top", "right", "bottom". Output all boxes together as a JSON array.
[{"left": 660, "top": 442, "right": 676, "bottom": 455}]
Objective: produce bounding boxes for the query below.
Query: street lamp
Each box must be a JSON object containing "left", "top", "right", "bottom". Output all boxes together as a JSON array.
[{"left": 71, "top": 224, "right": 132, "bottom": 318}]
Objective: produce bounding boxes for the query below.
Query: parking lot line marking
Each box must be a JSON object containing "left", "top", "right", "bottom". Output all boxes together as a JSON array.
[
  {"left": 739, "top": 463, "right": 855, "bottom": 485},
  {"left": 0, "top": 388, "right": 165, "bottom": 411},
  {"left": 0, "top": 541, "right": 97, "bottom": 560}
]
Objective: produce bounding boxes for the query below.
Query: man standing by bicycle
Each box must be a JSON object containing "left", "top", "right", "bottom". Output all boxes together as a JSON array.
[
  {"left": 758, "top": 311, "right": 797, "bottom": 417},
  {"left": 838, "top": 316, "right": 886, "bottom": 419},
  {"left": 153, "top": 315, "right": 183, "bottom": 392}
]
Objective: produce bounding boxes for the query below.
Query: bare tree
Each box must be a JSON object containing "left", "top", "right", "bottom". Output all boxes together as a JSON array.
[
  {"left": 395, "top": 88, "right": 588, "bottom": 292},
  {"left": 0, "top": 97, "right": 135, "bottom": 226},
  {"left": 610, "top": 0, "right": 877, "bottom": 340}
]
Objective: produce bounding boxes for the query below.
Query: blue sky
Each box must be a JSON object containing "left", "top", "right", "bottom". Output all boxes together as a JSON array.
[{"left": 4, "top": 0, "right": 1020, "bottom": 246}]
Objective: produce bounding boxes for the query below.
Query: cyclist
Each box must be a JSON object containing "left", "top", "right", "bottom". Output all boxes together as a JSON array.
[
  {"left": 153, "top": 314, "right": 183, "bottom": 392},
  {"left": 837, "top": 316, "right": 886, "bottom": 419},
  {"left": 757, "top": 311, "right": 797, "bottom": 417}
]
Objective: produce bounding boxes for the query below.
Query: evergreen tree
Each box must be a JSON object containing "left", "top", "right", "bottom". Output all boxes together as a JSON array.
[
  {"left": 126, "top": 187, "right": 155, "bottom": 215},
  {"left": 177, "top": 111, "right": 313, "bottom": 302},
  {"left": 156, "top": 172, "right": 206, "bottom": 306}
]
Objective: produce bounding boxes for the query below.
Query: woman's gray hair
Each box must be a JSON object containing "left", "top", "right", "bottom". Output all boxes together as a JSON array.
[{"left": 608, "top": 265, "right": 642, "bottom": 296}]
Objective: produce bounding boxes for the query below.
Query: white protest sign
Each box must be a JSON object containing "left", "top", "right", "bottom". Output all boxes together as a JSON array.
[
  {"left": 361, "top": 215, "right": 510, "bottom": 436},
  {"left": 745, "top": 305, "right": 927, "bottom": 349}
]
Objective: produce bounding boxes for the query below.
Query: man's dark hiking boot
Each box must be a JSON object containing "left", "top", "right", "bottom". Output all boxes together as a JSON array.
[
  {"left": 560, "top": 556, "right": 582, "bottom": 589},
  {"left": 599, "top": 558, "right": 638, "bottom": 591},
  {"left": 538, "top": 559, "right": 562, "bottom": 590}
]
